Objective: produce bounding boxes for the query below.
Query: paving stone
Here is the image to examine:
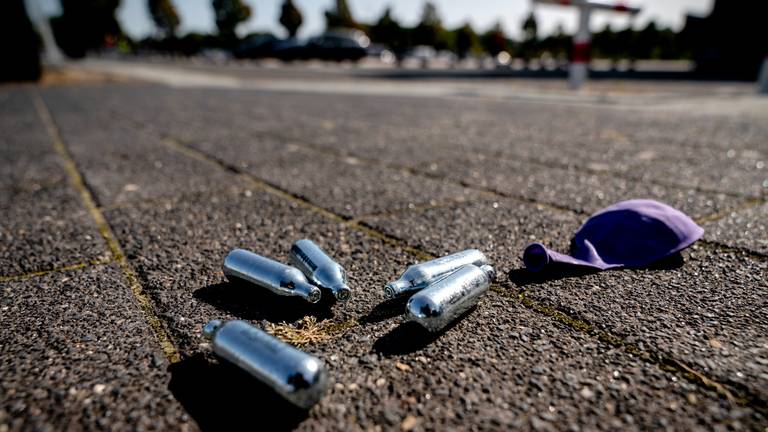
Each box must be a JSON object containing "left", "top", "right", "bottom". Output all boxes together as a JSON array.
[
  {"left": 419, "top": 150, "right": 737, "bottom": 220},
  {"left": 362, "top": 198, "right": 583, "bottom": 274},
  {"left": 0, "top": 90, "right": 67, "bottom": 189},
  {"left": 0, "top": 90, "right": 107, "bottom": 277},
  {"left": 40, "top": 89, "right": 244, "bottom": 207},
  {"left": 0, "top": 264, "right": 192, "bottom": 431},
  {"left": 99, "top": 87, "right": 748, "bottom": 217},
  {"left": 704, "top": 202, "right": 768, "bottom": 255},
  {"left": 0, "top": 184, "right": 108, "bottom": 277}
]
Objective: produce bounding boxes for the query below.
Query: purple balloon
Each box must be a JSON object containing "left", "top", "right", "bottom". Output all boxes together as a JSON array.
[{"left": 523, "top": 199, "right": 704, "bottom": 272}]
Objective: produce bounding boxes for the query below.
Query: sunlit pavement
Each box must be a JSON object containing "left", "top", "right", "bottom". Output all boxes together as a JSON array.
[{"left": 1, "top": 60, "right": 767, "bottom": 430}]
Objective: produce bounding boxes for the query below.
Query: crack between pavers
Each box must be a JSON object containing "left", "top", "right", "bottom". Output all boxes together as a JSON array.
[
  {"left": 77, "top": 94, "right": 765, "bottom": 415},
  {"left": 694, "top": 197, "right": 767, "bottom": 225},
  {"left": 697, "top": 240, "right": 768, "bottom": 261},
  {"left": 0, "top": 257, "right": 114, "bottom": 283},
  {"left": 96, "top": 184, "right": 248, "bottom": 213},
  {"left": 247, "top": 128, "right": 586, "bottom": 217},
  {"left": 348, "top": 197, "right": 476, "bottom": 224},
  {"left": 32, "top": 91, "right": 181, "bottom": 364},
  {"left": 290, "top": 112, "right": 757, "bottom": 202},
  {"left": 154, "top": 134, "right": 435, "bottom": 263}
]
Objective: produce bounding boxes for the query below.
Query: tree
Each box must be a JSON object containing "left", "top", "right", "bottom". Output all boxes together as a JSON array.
[
  {"left": 520, "top": 12, "right": 539, "bottom": 65},
  {"left": 480, "top": 21, "right": 509, "bottom": 56},
  {"left": 148, "top": 0, "right": 180, "bottom": 38},
  {"left": 325, "top": 0, "right": 358, "bottom": 30},
  {"left": 632, "top": 21, "right": 660, "bottom": 60},
  {"left": 540, "top": 23, "right": 569, "bottom": 65},
  {"left": 413, "top": 2, "right": 447, "bottom": 49},
  {"left": 369, "top": 7, "right": 410, "bottom": 58},
  {"left": 51, "top": 0, "right": 123, "bottom": 58},
  {"left": 212, "top": 0, "right": 251, "bottom": 41},
  {"left": 454, "top": 23, "right": 479, "bottom": 59},
  {"left": 593, "top": 24, "right": 620, "bottom": 67},
  {"left": 0, "top": 0, "right": 41, "bottom": 81},
  {"left": 279, "top": 0, "right": 303, "bottom": 37}
]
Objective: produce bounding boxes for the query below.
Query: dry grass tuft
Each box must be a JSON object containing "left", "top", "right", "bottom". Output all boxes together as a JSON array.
[{"left": 265, "top": 316, "right": 358, "bottom": 347}]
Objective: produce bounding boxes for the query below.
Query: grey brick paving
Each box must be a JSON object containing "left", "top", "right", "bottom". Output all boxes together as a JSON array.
[{"left": 1, "top": 66, "right": 767, "bottom": 430}]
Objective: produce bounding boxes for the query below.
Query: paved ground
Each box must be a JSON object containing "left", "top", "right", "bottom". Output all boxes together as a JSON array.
[{"left": 1, "top": 61, "right": 767, "bottom": 431}]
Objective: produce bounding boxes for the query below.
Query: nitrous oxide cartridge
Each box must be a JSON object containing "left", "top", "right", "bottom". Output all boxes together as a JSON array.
[
  {"left": 289, "top": 239, "right": 351, "bottom": 302},
  {"left": 406, "top": 264, "right": 495, "bottom": 332},
  {"left": 384, "top": 249, "right": 489, "bottom": 299},
  {"left": 224, "top": 249, "right": 322, "bottom": 303},
  {"left": 203, "top": 319, "right": 329, "bottom": 409}
]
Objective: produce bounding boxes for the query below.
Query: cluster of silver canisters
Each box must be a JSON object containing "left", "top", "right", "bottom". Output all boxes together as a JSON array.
[
  {"left": 203, "top": 243, "right": 493, "bottom": 409},
  {"left": 224, "top": 239, "right": 350, "bottom": 304},
  {"left": 386, "top": 249, "right": 494, "bottom": 332}
]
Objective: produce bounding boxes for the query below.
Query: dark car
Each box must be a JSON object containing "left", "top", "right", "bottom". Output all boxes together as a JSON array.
[
  {"left": 302, "top": 30, "right": 370, "bottom": 62},
  {"left": 234, "top": 35, "right": 303, "bottom": 60}
]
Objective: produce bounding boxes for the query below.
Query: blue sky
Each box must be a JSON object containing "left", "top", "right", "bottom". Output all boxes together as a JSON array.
[{"left": 53, "top": 0, "right": 714, "bottom": 40}]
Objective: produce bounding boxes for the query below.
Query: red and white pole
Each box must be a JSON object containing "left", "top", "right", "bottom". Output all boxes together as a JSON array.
[
  {"left": 533, "top": 0, "right": 640, "bottom": 90},
  {"left": 570, "top": 6, "right": 592, "bottom": 89}
]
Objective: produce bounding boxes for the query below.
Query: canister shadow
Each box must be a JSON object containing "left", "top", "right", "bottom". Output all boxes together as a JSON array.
[
  {"left": 372, "top": 309, "right": 472, "bottom": 356},
  {"left": 358, "top": 296, "right": 409, "bottom": 324},
  {"left": 194, "top": 280, "right": 335, "bottom": 323},
  {"left": 168, "top": 354, "right": 309, "bottom": 431}
]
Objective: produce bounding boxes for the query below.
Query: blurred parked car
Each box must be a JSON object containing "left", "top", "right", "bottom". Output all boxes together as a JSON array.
[
  {"left": 234, "top": 35, "right": 303, "bottom": 60},
  {"left": 367, "top": 43, "right": 395, "bottom": 64},
  {"left": 302, "top": 29, "right": 370, "bottom": 62}
]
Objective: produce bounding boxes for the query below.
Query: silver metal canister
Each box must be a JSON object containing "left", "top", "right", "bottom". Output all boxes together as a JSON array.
[
  {"left": 289, "top": 239, "right": 351, "bottom": 302},
  {"left": 203, "top": 319, "right": 329, "bottom": 409},
  {"left": 224, "top": 249, "right": 322, "bottom": 303},
  {"left": 406, "top": 264, "right": 495, "bottom": 332},
  {"left": 384, "top": 249, "right": 489, "bottom": 299}
]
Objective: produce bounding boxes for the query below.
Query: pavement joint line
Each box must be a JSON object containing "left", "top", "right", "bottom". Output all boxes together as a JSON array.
[
  {"left": 96, "top": 184, "right": 248, "bottom": 213},
  {"left": 249, "top": 128, "right": 586, "bottom": 218},
  {"left": 697, "top": 240, "right": 768, "bottom": 261},
  {"left": 694, "top": 197, "right": 767, "bottom": 225},
  {"left": 490, "top": 283, "right": 768, "bottom": 415},
  {"left": 32, "top": 91, "right": 182, "bottom": 364},
  {"left": 515, "top": 152, "right": 753, "bottom": 201},
  {"left": 155, "top": 135, "right": 436, "bottom": 262},
  {"left": 0, "top": 258, "right": 113, "bottom": 284},
  {"left": 349, "top": 197, "right": 476, "bottom": 224},
  {"left": 306, "top": 114, "right": 757, "bottom": 202}
]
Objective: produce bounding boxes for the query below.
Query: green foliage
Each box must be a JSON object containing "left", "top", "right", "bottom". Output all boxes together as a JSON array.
[
  {"left": 0, "top": 0, "right": 41, "bottom": 81},
  {"left": 413, "top": 2, "right": 449, "bottom": 50},
  {"left": 369, "top": 7, "right": 410, "bottom": 56},
  {"left": 519, "top": 12, "right": 539, "bottom": 61},
  {"left": 279, "top": 0, "right": 303, "bottom": 37},
  {"left": 212, "top": 0, "right": 252, "bottom": 40},
  {"left": 148, "top": 0, "right": 180, "bottom": 38},
  {"left": 539, "top": 24, "right": 569, "bottom": 60},
  {"left": 453, "top": 23, "right": 479, "bottom": 59},
  {"left": 325, "top": 0, "right": 358, "bottom": 30},
  {"left": 51, "top": 0, "right": 123, "bottom": 58},
  {"left": 480, "top": 22, "right": 509, "bottom": 56}
]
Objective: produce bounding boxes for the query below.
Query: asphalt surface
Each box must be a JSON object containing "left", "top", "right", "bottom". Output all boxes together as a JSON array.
[{"left": 1, "top": 62, "right": 767, "bottom": 431}]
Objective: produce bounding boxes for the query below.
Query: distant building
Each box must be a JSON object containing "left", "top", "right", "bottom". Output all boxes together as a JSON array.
[{"left": 680, "top": 0, "right": 768, "bottom": 80}]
